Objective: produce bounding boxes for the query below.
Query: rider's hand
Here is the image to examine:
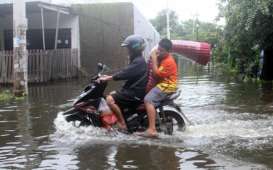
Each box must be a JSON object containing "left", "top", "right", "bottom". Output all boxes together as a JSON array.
[
  {"left": 96, "top": 75, "right": 113, "bottom": 83},
  {"left": 109, "top": 91, "right": 116, "bottom": 95},
  {"left": 152, "top": 51, "right": 158, "bottom": 60},
  {"left": 152, "top": 51, "right": 158, "bottom": 64}
]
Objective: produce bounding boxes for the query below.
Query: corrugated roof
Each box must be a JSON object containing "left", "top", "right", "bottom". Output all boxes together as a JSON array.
[
  {"left": 0, "top": 1, "right": 71, "bottom": 17},
  {"left": 0, "top": 0, "right": 52, "bottom": 4}
]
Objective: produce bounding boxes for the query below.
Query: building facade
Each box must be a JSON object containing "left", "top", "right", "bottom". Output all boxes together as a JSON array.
[
  {"left": 72, "top": 2, "right": 160, "bottom": 73},
  {"left": 0, "top": 1, "right": 160, "bottom": 83}
]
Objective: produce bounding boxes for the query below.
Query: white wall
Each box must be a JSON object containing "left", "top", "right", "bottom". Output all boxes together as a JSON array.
[
  {"left": 133, "top": 5, "right": 160, "bottom": 60},
  {"left": 71, "top": 16, "right": 80, "bottom": 67}
]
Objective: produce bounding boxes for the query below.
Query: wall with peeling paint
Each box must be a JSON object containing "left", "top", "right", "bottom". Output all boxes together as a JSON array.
[{"left": 72, "top": 2, "right": 160, "bottom": 74}]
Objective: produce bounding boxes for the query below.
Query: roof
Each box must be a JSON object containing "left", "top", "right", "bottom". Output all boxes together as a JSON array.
[{"left": 0, "top": 1, "right": 72, "bottom": 17}]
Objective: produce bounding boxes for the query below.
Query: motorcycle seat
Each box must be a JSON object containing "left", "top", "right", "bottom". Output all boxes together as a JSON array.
[
  {"left": 159, "top": 90, "right": 181, "bottom": 106},
  {"left": 167, "top": 90, "right": 181, "bottom": 100},
  {"left": 136, "top": 103, "right": 146, "bottom": 112},
  {"left": 134, "top": 90, "right": 181, "bottom": 110}
]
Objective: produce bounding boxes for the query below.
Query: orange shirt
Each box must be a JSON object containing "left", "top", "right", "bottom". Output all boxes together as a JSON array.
[{"left": 154, "top": 54, "right": 177, "bottom": 93}]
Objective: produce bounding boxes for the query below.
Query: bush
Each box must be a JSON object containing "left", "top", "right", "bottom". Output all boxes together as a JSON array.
[{"left": 0, "top": 90, "right": 13, "bottom": 102}]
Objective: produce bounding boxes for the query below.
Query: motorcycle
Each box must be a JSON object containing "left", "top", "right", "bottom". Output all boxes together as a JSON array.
[{"left": 63, "top": 63, "right": 187, "bottom": 135}]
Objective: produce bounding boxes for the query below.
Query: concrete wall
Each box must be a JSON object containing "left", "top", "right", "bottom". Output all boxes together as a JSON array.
[
  {"left": 72, "top": 3, "right": 134, "bottom": 74},
  {"left": 72, "top": 2, "right": 160, "bottom": 74},
  {"left": 133, "top": 6, "right": 160, "bottom": 60}
]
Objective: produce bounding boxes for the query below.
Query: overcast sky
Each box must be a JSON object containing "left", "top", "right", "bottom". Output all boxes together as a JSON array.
[
  {"left": 1, "top": 0, "right": 220, "bottom": 23},
  {"left": 50, "top": 0, "right": 220, "bottom": 23},
  {"left": 133, "top": 0, "right": 219, "bottom": 22}
]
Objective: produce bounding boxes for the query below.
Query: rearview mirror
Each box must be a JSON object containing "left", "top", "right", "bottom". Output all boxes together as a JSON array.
[{"left": 97, "top": 63, "right": 104, "bottom": 73}]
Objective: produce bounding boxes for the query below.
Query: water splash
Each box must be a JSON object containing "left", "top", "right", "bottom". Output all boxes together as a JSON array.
[
  {"left": 52, "top": 106, "right": 273, "bottom": 150},
  {"left": 52, "top": 112, "right": 162, "bottom": 148}
]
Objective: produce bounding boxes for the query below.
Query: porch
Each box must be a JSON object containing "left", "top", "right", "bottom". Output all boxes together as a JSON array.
[
  {"left": 0, "top": 1, "right": 80, "bottom": 84},
  {"left": 0, "top": 49, "right": 79, "bottom": 84}
]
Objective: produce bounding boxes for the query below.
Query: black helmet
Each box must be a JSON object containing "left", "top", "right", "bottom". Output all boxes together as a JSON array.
[{"left": 121, "top": 35, "right": 146, "bottom": 53}]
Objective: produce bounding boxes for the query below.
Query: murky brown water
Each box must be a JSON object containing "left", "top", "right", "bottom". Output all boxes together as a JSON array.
[{"left": 0, "top": 63, "right": 273, "bottom": 169}]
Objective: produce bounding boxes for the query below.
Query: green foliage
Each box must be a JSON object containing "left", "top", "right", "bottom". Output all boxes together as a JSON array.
[
  {"left": 150, "top": 9, "right": 221, "bottom": 45},
  {"left": 0, "top": 90, "right": 13, "bottom": 102},
  {"left": 151, "top": 4, "right": 273, "bottom": 80},
  {"left": 0, "top": 89, "right": 26, "bottom": 102},
  {"left": 150, "top": 10, "right": 179, "bottom": 39},
  {"left": 215, "top": 0, "right": 273, "bottom": 79}
]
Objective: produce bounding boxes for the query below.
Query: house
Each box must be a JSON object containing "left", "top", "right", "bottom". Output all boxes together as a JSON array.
[
  {"left": 0, "top": 1, "right": 80, "bottom": 83},
  {"left": 0, "top": 1, "right": 159, "bottom": 84}
]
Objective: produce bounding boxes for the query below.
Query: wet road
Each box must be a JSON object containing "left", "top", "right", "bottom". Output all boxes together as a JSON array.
[{"left": 0, "top": 67, "right": 273, "bottom": 169}]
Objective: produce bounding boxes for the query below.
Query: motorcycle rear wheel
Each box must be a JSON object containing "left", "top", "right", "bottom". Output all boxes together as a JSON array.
[{"left": 162, "top": 110, "right": 186, "bottom": 135}]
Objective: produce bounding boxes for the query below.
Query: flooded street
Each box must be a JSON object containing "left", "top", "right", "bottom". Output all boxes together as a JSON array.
[{"left": 0, "top": 67, "right": 273, "bottom": 169}]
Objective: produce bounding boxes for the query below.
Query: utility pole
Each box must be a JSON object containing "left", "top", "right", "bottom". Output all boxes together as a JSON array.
[
  {"left": 192, "top": 13, "right": 199, "bottom": 41},
  {"left": 166, "top": 0, "right": 170, "bottom": 39},
  {"left": 13, "top": 0, "right": 28, "bottom": 96},
  {"left": 196, "top": 23, "right": 199, "bottom": 41}
]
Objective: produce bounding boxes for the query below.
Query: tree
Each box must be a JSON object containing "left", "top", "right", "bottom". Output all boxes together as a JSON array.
[
  {"left": 217, "top": 0, "right": 273, "bottom": 80},
  {"left": 150, "top": 9, "right": 181, "bottom": 39},
  {"left": 151, "top": 9, "right": 220, "bottom": 45}
]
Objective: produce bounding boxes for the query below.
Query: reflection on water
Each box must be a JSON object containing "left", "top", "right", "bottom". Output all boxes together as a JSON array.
[
  {"left": 0, "top": 62, "right": 273, "bottom": 169},
  {"left": 75, "top": 144, "right": 182, "bottom": 170}
]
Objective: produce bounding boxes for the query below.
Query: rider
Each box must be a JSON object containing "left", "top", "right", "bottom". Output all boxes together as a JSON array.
[
  {"left": 97, "top": 35, "right": 147, "bottom": 131},
  {"left": 141, "top": 38, "right": 178, "bottom": 137}
]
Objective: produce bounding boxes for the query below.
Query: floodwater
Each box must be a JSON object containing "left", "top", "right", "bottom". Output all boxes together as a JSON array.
[{"left": 0, "top": 65, "right": 273, "bottom": 169}]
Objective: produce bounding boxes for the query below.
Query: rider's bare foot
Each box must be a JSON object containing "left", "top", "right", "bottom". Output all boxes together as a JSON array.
[
  {"left": 117, "top": 122, "right": 127, "bottom": 130},
  {"left": 135, "top": 129, "right": 158, "bottom": 138},
  {"left": 116, "top": 122, "right": 128, "bottom": 134},
  {"left": 146, "top": 129, "right": 158, "bottom": 136}
]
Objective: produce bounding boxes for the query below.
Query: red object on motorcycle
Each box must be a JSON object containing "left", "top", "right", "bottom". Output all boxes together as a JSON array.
[
  {"left": 100, "top": 113, "right": 118, "bottom": 129},
  {"left": 75, "top": 102, "right": 97, "bottom": 113},
  {"left": 136, "top": 104, "right": 146, "bottom": 112},
  {"left": 74, "top": 102, "right": 87, "bottom": 108},
  {"left": 171, "top": 40, "right": 211, "bottom": 65}
]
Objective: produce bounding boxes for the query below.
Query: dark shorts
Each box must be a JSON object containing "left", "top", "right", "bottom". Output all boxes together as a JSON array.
[
  {"left": 144, "top": 87, "right": 170, "bottom": 107},
  {"left": 111, "top": 90, "right": 141, "bottom": 109}
]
